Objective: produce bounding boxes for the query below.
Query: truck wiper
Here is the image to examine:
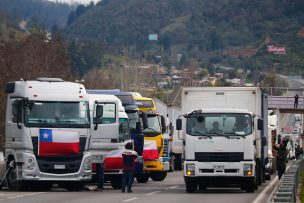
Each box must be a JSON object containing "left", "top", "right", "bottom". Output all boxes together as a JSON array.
[
  {"left": 193, "top": 131, "right": 212, "bottom": 139},
  {"left": 209, "top": 132, "right": 231, "bottom": 139}
]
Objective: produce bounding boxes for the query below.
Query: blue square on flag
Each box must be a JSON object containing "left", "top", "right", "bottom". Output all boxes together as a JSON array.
[{"left": 39, "top": 129, "right": 53, "bottom": 142}]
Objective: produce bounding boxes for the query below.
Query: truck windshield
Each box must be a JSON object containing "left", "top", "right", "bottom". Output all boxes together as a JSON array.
[
  {"left": 25, "top": 101, "right": 90, "bottom": 128},
  {"left": 127, "top": 111, "right": 138, "bottom": 130},
  {"left": 135, "top": 100, "right": 154, "bottom": 109},
  {"left": 186, "top": 113, "right": 252, "bottom": 136},
  {"left": 119, "top": 118, "right": 130, "bottom": 141},
  {"left": 115, "top": 95, "right": 134, "bottom": 106},
  {"left": 142, "top": 115, "right": 161, "bottom": 137}
]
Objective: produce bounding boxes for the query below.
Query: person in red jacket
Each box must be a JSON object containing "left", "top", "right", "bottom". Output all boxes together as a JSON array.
[{"left": 121, "top": 142, "right": 138, "bottom": 193}]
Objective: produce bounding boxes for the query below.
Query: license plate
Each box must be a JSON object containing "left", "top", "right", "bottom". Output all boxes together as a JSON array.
[{"left": 54, "top": 164, "right": 65, "bottom": 169}]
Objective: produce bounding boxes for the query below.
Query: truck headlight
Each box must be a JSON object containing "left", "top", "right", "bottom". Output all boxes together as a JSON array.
[
  {"left": 83, "top": 157, "right": 92, "bottom": 171},
  {"left": 186, "top": 163, "right": 195, "bottom": 176},
  {"left": 243, "top": 164, "right": 253, "bottom": 176},
  {"left": 25, "top": 157, "right": 36, "bottom": 170}
]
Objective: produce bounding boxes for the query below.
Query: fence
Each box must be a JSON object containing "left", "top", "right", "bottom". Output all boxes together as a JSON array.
[
  {"left": 268, "top": 159, "right": 304, "bottom": 202},
  {"left": 268, "top": 96, "right": 304, "bottom": 109}
]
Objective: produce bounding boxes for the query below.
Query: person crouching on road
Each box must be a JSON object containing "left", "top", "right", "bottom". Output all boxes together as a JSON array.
[
  {"left": 274, "top": 139, "right": 289, "bottom": 180},
  {"left": 122, "top": 142, "right": 138, "bottom": 193}
]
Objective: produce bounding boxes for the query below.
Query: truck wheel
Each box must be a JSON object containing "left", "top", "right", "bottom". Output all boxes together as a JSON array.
[
  {"left": 175, "top": 155, "right": 183, "bottom": 171},
  {"left": 64, "top": 182, "right": 85, "bottom": 191},
  {"left": 265, "top": 173, "right": 271, "bottom": 180},
  {"left": 185, "top": 181, "right": 196, "bottom": 193},
  {"left": 111, "top": 176, "right": 122, "bottom": 189},
  {"left": 136, "top": 174, "right": 149, "bottom": 183},
  {"left": 150, "top": 172, "right": 167, "bottom": 181},
  {"left": 244, "top": 179, "right": 255, "bottom": 193},
  {"left": 6, "top": 160, "right": 24, "bottom": 191}
]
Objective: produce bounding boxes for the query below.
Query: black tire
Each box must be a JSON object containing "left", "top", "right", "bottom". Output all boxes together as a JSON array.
[
  {"left": 6, "top": 160, "right": 24, "bottom": 191},
  {"left": 136, "top": 174, "right": 149, "bottom": 183},
  {"left": 265, "top": 173, "right": 271, "bottom": 180},
  {"left": 110, "top": 176, "right": 122, "bottom": 189},
  {"left": 261, "top": 166, "right": 265, "bottom": 183},
  {"left": 185, "top": 181, "right": 196, "bottom": 193},
  {"left": 64, "top": 182, "right": 85, "bottom": 191},
  {"left": 245, "top": 179, "right": 255, "bottom": 193},
  {"left": 256, "top": 159, "right": 262, "bottom": 185},
  {"left": 175, "top": 154, "right": 183, "bottom": 171},
  {"left": 150, "top": 172, "right": 167, "bottom": 181}
]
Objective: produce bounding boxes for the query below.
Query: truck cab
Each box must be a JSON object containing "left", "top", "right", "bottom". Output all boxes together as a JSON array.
[
  {"left": 5, "top": 78, "right": 91, "bottom": 191},
  {"left": 88, "top": 93, "right": 130, "bottom": 189},
  {"left": 134, "top": 96, "right": 168, "bottom": 182}
]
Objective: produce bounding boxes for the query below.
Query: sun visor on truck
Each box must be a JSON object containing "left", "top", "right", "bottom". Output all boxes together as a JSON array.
[{"left": 5, "top": 82, "right": 15, "bottom": 94}]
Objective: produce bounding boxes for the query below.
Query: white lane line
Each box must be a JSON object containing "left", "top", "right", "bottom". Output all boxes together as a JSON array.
[
  {"left": 145, "top": 191, "right": 161, "bottom": 196},
  {"left": 122, "top": 197, "right": 139, "bottom": 202},
  {"left": 169, "top": 186, "right": 179, "bottom": 189},
  {"left": 6, "top": 192, "right": 45, "bottom": 200},
  {"left": 252, "top": 176, "right": 278, "bottom": 203}
]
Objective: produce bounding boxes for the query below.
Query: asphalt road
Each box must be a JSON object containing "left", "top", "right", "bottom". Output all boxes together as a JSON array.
[{"left": 0, "top": 171, "right": 280, "bottom": 203}]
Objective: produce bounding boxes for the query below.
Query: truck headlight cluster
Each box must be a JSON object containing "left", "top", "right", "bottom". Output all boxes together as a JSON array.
[
  {"left": 243, "top": 164, "right": 253, "bottom": 176},
  {"left": 83, "top": 157, "right": 92, "bottom": 171},
  {"left": 25, "top": 157, "right": 36, "bottom": 170},
  {"left": 186, "top": 163, "right": 195, "bottom": 176}
]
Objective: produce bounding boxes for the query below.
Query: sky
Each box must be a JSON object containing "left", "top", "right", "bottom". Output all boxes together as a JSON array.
[{"left": 47, "top": 0, "right": 101, "bottom": 5}]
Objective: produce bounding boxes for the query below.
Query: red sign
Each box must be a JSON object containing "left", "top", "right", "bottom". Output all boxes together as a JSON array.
[{"left": 267, "top": 45, "right": 286, "bottom": 54}]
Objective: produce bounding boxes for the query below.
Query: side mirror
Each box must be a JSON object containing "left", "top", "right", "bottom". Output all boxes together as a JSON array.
[
  {"left": 176, "top": 119, "right": 182, "bottom": 131},
  {"left": 94, "top": 105, "right": 103, "bottom": 130},
  {"left": 257, "top": 119, "right": 263, "bottom": 130},
  {"left": 142, "top": 112, "right": 148, "bottom": 129},
  {"left": 96, "top": 105, "right": 103, "bottom": 118},
  {"left": 12, "top": 100, "right": 22, "bottom": 129},
  {"left": 161, "top": 115, "right": 166, "bottom": 134},
  {"left": 136, "top": 121, "right": 143, "bottom": 135}
]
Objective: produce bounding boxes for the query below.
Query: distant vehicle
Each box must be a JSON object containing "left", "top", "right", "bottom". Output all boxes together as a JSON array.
[
  {"left": 295, "top": 114, "right": 301, "bottom": 122},
  {"left": 292, "top": 128, "right": 300, "bottom": 134},
  {"left": 294, "top": 122, "right": 301, "bottom": 129}
]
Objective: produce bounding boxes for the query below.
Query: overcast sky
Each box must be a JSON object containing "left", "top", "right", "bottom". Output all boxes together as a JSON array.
[{"left": 47, "top": 0, "right": 101, "bottom": 4}]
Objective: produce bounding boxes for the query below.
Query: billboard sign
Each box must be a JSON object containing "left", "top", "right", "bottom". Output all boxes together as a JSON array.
[{"left": 267, "top": 45, "right": 286, "bottom": 54}]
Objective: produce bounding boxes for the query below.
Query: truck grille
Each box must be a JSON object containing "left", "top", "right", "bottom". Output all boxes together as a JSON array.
[
  {"left": 195, "top": 152, "right": 244, "bottom": 162},
  {"left": 32, "top": 137, "right": 86, "bottom": 174}
]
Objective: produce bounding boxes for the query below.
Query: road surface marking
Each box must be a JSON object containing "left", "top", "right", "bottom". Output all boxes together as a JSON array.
[
  {"left": 145, "top": 191, "right": 161, "bottom": 195},
  {"left": 169, "top": 186, "right": 179, "bottom": 189},
  {"left": 252, "top": 164, "right": 292, "bottom": 203},
  {"left": 6, "top": 192, "right": 45, "bottom": 200},
  {"left": 252, "top": 176, "right": 278, "bottom": 203},
  {"left": 122, "top": 197, "right": 139, "bottom": 202}
]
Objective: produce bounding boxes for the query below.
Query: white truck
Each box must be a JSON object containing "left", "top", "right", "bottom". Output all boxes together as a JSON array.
[
  {"left": 176, "top": 87, "right": 268, "bottom": 193},
  {"left": 167, "top": 106, "right": 183, "bottom": 171},
  {"left": 265, "top": 110, "right": 280, "bottom": 179},
  {"left": 4, "top": 78, "right": 92, "bottom": 191},
  {"left": 88, "top": 93, "right": 130, "bottom": 189}
]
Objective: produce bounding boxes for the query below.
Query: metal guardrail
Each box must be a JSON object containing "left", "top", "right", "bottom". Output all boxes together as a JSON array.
[{"left": 268, "top": 159, "right": 304, "bottom": 203}]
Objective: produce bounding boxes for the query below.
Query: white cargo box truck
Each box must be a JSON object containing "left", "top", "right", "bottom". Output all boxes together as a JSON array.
[{"left": 176, "top": 87, "right": 268, "bottom": 193}]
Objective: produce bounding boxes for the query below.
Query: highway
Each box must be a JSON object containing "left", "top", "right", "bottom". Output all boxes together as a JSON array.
[{"left": 0, "top": 171, "right": 279, "bottom": 203}]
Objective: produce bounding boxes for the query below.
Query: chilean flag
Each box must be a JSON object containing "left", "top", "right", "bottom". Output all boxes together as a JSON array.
[
  {"left": 142, "top": 140, "right": 159, "bottom": 161},
  {"left": 38, "top": 129, "right": 80, "bottom": 156},
  {"left": 103, "top": 148, "right": 124, "bottom": 170}
]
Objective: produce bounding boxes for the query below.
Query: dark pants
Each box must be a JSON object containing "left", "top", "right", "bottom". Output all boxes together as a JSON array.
[
  {"left": 121, "top": 170, "right": 134, "bottom": 192},
  {"left": 277, "top": 168, "right": 285, "bottom": 180},
  {"left": 294, "top": 102, "right": 298, "bottom": 108},
  {"left": 96, "top": 164, "right": 104, "bottom": 189}
]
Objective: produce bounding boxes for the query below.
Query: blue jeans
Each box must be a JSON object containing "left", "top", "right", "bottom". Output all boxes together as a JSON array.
[
  {"left": 121, "top": 170, "right": 134, "bottom": 192},
  {"left": 96, "top": 164, "right": 104, "bottom": 189}
]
